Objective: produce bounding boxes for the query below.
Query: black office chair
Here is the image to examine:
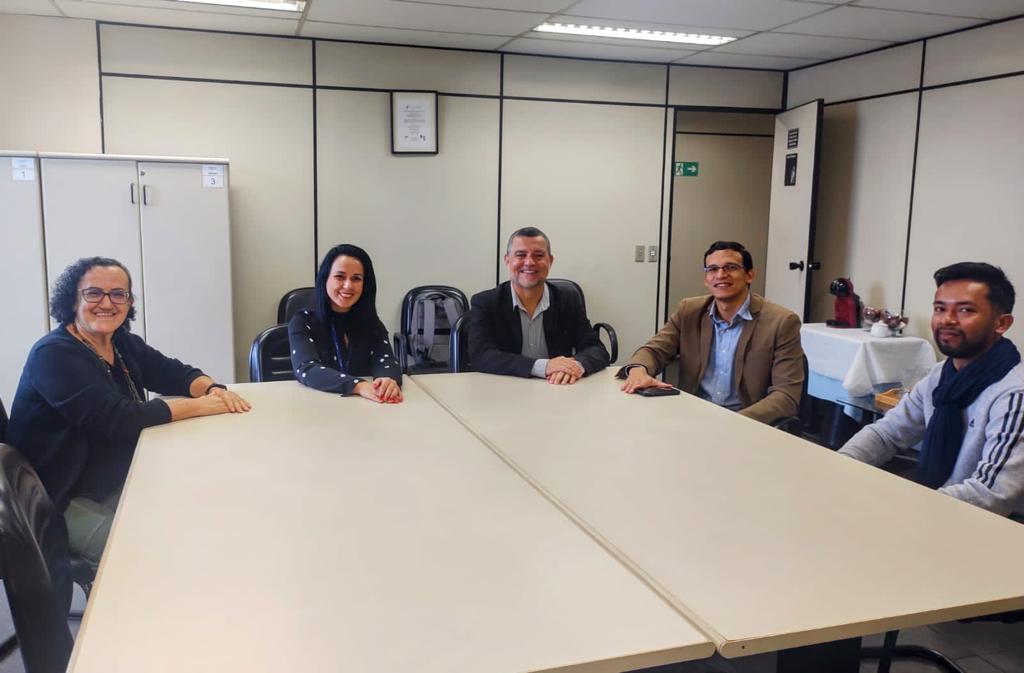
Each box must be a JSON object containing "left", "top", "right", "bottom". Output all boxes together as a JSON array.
[
  {"left": 0, "top": 443, "right": 75, "bottom": 673},
  {"left": 449, "top": 313, "right": 471, "bottom": 373},
  {"left": 277, "top": 287, "right": 315, "bottom": 325},
  {"left": 0, "top": 395, "right": 8, "bottom": 443},
  {"left": 393, "top": 285, "right": 469, "bottom": 374},
  {"left": 249, "top": 325, "right": 296, "bottom": 382},
  {"left": 548, "top": 278, "right": 618, "bottom": 364}
]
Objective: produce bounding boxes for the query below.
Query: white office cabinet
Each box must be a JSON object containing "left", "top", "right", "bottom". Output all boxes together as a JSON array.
[
  {"left": 137, "top": 161, "right": 233, "bottom": 384},
  {"left": 37, "top": 153, "right": 235, "bottom": 384},
  {"left": 0, "top": 152, "right": 49, "bottom": 406}
]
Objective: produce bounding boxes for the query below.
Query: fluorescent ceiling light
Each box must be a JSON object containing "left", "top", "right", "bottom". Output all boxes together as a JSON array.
[
  {"left": 168, "top": 0, "right": 306, "bottom": 11},
  {"left": 534, "top": 22, "right": 736, "bottom": 46}
]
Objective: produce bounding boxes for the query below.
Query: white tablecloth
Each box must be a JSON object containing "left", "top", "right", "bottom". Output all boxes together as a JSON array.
[{"left": 801, "top": 323, "right": 937, "bottom": 397}]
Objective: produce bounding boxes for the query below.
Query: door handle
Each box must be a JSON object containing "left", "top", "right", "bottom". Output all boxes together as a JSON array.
[
  {"left": 142, "top": 185, "right": 151, "bottom": 206},
  {"left": 789, "top": 261, "right": 804, "bottom": 271},
  {"left": 130, "top": 183, "right": 137, "bottom": 204},
  {"left": 808, "top": 261, "right": 822, "bottom": 271}
]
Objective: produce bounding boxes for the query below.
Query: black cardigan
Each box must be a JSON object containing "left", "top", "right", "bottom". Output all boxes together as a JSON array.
[
  {"left": 468, "top": 281, "right": 610, "bottom": 378},
  {"left": 288, "top": 309, "right": 402, "bottom": 395},
  {"left": 7, "top": 327, "right": 203, "bottom": 510}
]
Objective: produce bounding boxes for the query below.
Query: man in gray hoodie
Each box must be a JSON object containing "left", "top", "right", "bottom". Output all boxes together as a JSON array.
[{"left": 840, "top": 262, "right": 1023, "bottom": 516}]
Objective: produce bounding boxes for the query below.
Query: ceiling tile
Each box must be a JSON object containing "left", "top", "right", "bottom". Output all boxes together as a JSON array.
[
  {"left": 502, "top": 36, "right": 696, "bottom": 62},
  {"left": 57, "top": 0, "right": 302, "bottom": 19},
  {"left": 851, "top": 0, "right": 1024, "bottom": 20},
  {"left": 0, "top": 0, "right": 62, "bottom": 15},
  {"left": 306, "top": 0, "right": 548, "bottom": 36},
  {"left": 301, "top": 21, "right": 509, "bottom": 49},
  {"left": 566, "top": 0, "right": 832, "bottom": 31},
  {"left": 55, "top": 1, "right": 300, "bottom": 33},
  {"left": 715, "top": 31, "right": 891, "bottom": 58},
  {"left": 399, "top": 0, "right": 575, "bottom": 11},
  {"left": 781, "top": 5, "right": 981, "bottom": 40},
  {"left": 547, "top": 13, "right": 753, "bottom": 38},
  {"left": 674, "top": 51, "right": 818, "bottom": 69}
]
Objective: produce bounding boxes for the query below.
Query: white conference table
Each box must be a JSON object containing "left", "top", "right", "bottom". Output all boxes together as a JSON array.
[
  {"left": 68, "top": 379, "right": 713, "bottom": 673},
  {"left": 415, "top": 370, "right": 1024, "bottom": 659}
]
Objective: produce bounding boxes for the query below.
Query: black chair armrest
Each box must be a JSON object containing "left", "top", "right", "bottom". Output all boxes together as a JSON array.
[
  {"left": 393, "top": 333, "right": 409, "bottom": 374},
  {"left": 772, "top": 416, "right": 802, "bottom": 436},
  {"left": 594, "top": 322, "right": 618, "bottom": 364}
]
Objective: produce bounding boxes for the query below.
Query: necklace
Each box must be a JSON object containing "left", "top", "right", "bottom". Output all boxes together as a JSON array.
[{"left": 70, "top": 325, "right": 143, "bottom": 403}]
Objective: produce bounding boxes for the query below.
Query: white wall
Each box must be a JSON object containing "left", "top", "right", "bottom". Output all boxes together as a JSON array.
[
  {"left": 791, "top": 18, "right": 1024, "bottom": 343},
  {"left": 0, "top": 15, "right": 100, "bottom": 152}
]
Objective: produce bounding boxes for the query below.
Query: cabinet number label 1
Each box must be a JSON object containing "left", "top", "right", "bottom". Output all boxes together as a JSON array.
[{"left": 12, "top": 157, "right": 35, "bottom": 181}]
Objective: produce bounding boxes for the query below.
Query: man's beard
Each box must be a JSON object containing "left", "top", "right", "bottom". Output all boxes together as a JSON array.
[{"left": 934, "top": 328, "right": 990, "bottom": 359}]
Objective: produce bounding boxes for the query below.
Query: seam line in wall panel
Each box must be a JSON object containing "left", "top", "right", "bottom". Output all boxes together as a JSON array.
[
  {"left": 675, "top": 132, "right": 773, "bottom": 138},
  {"left": 496, "top": 54, "right": 504, "bottom": 287},
  {"left": 785, "top": 13, "right": 1024, "bottom": 75},
  {"left": 101, "top": 72, "right": 313, "bottom": 89},
  {"left": 317, "top": 84, "right": 499, "bottom": 99},
  {"left": 502, "top": 95, "right": 665, "bottom": 109},
  {"left": 655, "top": 64, "right": 669, "bottom": 337},
  {"left": 818, "top": 69, "right": 1024, "bottom": 110},
  {"left": 97, "top": 22, "right": 105, "bottom": 153},
  {"left": 663, "top": 111, "right": 679, "bottom": 326},
  {"left": 312, "top": 40, "right": 319, "bottom": 275},
  {"left": 823, "top": 88, "right": 919, "bottom": 107},
  {"left": 900, "top": 41, "right": 926, "bottom": 313},
  {"left": 672, "top": 105, "right": 782, "bottom": 114}
]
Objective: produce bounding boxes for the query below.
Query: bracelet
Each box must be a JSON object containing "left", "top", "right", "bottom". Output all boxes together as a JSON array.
[{"left": 205, "top": 383, "right": 228, "bottom": 395}]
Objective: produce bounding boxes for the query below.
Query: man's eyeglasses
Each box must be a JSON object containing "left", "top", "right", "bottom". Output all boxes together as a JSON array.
[
  {"left": 81, "top": 288, "right": 131, "bottom": 304},
  {"left": 703, "top": 263, "right": 745, "bottom": 275}
]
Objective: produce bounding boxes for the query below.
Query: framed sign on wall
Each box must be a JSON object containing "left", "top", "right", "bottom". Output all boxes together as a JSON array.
[{"left": 390, "top": 91, "right": 438, "bottom": 155}]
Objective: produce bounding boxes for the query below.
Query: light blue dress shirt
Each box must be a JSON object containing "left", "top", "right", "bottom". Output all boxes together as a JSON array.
[{"left": 699, "top": 292, "right": 753, "bottom": 410}]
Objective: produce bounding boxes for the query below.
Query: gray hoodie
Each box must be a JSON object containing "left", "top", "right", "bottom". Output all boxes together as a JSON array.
[{"left": 840, "top": 359, "right": 1024, "bottom": 516}]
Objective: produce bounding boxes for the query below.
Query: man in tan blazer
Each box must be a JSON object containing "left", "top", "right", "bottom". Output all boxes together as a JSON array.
[{"left": 620, "top": 241, "right": 804, "bottom": 425}]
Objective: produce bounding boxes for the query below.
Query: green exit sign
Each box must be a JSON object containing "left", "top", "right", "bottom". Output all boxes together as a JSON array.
[{"left": 674, "top": 161, "right": 698, "bottom": 177}]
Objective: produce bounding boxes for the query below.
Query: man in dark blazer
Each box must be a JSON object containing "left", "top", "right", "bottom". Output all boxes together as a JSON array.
[{"left": 468, "top": 227, "right": 610, "bottom": 384}]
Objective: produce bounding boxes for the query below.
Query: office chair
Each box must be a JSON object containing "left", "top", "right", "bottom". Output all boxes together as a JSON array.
[
  {"left": 0, "top": 395, "right": 8, "bottom": 443},
  {"left": 393, "top": 285, "right": 469, "bottom": 374},
  {"left": 0, "top": 443, "right": 75, "bottom": 673},
  {"left": 277, "top": 287, "right": 315, "bottom": 325},
  {"left": 547, "top": 278, "right": 619, "bottom": 364},
  {"left": 449, "top": 313, "right": 471, "bottom": 373},
  {"left": 249, "top": 325, "right": 296, "bottom": 382}
]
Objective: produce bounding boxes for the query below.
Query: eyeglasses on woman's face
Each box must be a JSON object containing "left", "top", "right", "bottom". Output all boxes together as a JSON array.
[{"left": 80, "top": 287, "right": 132, "bottom": 304}]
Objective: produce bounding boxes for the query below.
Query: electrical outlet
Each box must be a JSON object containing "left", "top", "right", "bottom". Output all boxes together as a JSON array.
[
  {"left": 647, "top": 245, "right": 659, "bottom": 262},
  {"left": 634, "top": 245, "right": 645, "bottom": 263}
]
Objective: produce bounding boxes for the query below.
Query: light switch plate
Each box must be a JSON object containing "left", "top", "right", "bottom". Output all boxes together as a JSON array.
[
  {"left": 634, "top": 245, "right": 645, "bottom": 263},
  {"left": 647, "top": 245, "right": 659, "bottom": 262}
]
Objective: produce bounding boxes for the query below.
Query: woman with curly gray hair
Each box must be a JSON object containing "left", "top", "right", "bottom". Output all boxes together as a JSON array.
[{"left": 8, "top": 256, "right": 250, "bottom": 566}]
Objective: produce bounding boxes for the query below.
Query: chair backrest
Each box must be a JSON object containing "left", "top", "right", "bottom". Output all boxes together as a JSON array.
[
  {"left": 249, "top": 325, "right": 296, "bottom": 382},
  {"left": 547, "top": 278, "right": 587, "bottom": 313},
  {"left": 399, "top": 286, "right": 469, "bottom": 373},
  {"left": 449, "top": 313, "right": 472, "bottom": 373},
  {"left": 0, "top": 444, "right": 74, "bottom": 673},
  {"left": 547, "top": 278, "right": 618, "bottom": 363},
  {"left": 0, "top": 395, "right": 7, "bottom": 444},
  {"left": 277, "top": 287, "right": 315, "bottom": 325}
]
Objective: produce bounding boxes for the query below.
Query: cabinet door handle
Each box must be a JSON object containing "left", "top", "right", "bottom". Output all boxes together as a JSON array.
[
  {"left": 130, "top": 183, "right": 137, "bottom": 204},
  {"left": 142, "top": 185, "right": 151, "bottom": 206},
  {"left": 788, "top": 261, "right": 804, "bottom": 271}
]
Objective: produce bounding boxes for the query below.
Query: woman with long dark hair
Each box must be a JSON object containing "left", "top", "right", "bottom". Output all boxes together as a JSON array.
[{"left": 288, "top": 244, "right": 402, "bottom": 403}]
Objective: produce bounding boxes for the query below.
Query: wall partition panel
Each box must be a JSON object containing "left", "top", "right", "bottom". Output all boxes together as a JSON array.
[
  {"left": 668, "top": 66, "right": 783, "bottom": 109},
  {"left": 0, "top": 15, "right": 100, "bottom": 152},
  {"left": 904, "top": 76, "right": 1024, "bottom": 341},
  {"left": 925, "top": 17, "right": 1024, "bottom": 87},
  {"left": 316, "top": 41, "right": 499, "bottom": 95},
  {"left": 504, "top": 55, "right": 665, "bottom": 104},
  {"left": 808, "top": 94, "right": 917, "bottom": 323},
  {"left": 315, "top": 90, "right": 499, "bottom": 334},
  {"left": 102, "top": 76, "right": 314, "bottom": 381},
  {"left": 100, "top": 23, "right": 312, "bottom": 84},
  {"left": 787, "top": 43, "right": 923, "bottom": 106},
  {"left": 501, "top": 99, "right": 665, "bottom": 358}
]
